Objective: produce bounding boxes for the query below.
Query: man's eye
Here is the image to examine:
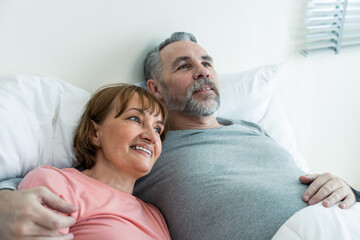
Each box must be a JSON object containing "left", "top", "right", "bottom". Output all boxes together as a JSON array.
[
  {"left": 177, "top": 64, "right": 189, "bottom": 70},
  {"left": 129, "top": 116, "right": 140, "bottom": 123},
  {"left": 203, "top": 62, "right": 211, "bottom": 67}
]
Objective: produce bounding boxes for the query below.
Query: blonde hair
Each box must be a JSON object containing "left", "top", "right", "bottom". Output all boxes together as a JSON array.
[{"left": 73, "top": 84, "right": 167, "bottom": 169}]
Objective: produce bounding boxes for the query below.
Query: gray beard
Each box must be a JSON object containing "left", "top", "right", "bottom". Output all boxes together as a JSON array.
[{"left": 160, "top": 78, "right": 220, "bottom": 117}]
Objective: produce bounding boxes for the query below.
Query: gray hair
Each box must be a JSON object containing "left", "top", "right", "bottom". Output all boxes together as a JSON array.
[{"left": 143, "top": 32, "right": 197, "bottom": 82}]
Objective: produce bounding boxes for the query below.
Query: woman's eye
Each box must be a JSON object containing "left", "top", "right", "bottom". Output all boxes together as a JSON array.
[
  {"left": 129, "top": 116, "right": 140, "bottom": 123},
  {"left": 154, "top": 127, "right": 162, "bottom": 134},
  {"left": 203, "top": 62, "right": 211, "bottom": 67}
]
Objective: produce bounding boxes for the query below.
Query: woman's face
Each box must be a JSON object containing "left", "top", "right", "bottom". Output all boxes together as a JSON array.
[{"left": 94, "top": 93, "right": 164, "bottom": 178}]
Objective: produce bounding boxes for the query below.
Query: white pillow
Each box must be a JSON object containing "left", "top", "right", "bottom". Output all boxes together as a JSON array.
[
  {"left": 217, "top": 64, "right": 277, "bottom": 123},
  {"left": 0, "top": 66, "right": 308, "bottom": 183},
  {"left": 0, "top": 74, "right": 90, "bottom": 181},
  {"left": 273, "top": 202, "right": 360, "bottom": 239},
  {"left": 216, "top": 64, "right": 310, "bottom": 172}
]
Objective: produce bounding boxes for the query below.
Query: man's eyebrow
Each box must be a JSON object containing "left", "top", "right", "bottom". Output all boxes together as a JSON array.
[
  {"left": 202, "top": 55, "right": 213, "bottom": 63},
  {"left": 172, "top": 56, "right": 190, "bottom": 68},
  {"left": 172, "top": 55, "right": 213, "bottom": 69}
]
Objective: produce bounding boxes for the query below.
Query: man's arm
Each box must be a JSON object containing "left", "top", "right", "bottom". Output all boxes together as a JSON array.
[
  {"left": 299, "top": 173, "right": 357, "bottom": 209},
  {"left": 350, "top": 186, "right": 360, "bottom": 202},
  {"left": 0, "top": 178, "right": 22, "bottom": 190},
  {"left": 0, "top": 182, "right": 78, "bottom": 240}
]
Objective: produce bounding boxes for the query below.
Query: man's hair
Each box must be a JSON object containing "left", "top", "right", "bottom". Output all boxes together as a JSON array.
[
  {"left": 73, "top": 84, "right": 168, "bottom": 169},
  {"left": 143, "top": 32, "right": 197, "bottom": 82}
]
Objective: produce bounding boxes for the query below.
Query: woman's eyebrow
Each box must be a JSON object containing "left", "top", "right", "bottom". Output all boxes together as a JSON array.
[
  {"left": 156, "top": 120, "right": 165, "bottom": 126},
  {"left": 125, "top": 108, "right": 165, "bottom": 125},
  {"left": 124, "top": 108, "right": 143, "bottom": 113}
]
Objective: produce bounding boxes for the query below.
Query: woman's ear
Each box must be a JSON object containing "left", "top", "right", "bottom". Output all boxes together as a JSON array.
[
  {"left": 91, "top": 120, "right": 100, "bottom": 147},
  {"left": 147, "top": 79, "right": 163, "bottom": 101}
]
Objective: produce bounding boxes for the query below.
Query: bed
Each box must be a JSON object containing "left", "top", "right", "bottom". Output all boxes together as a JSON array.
[{"left": 1, "top": 67, "right": 359, "bottom": 239}]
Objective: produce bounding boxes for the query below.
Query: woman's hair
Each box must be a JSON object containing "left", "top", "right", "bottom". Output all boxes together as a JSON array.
[{"left": 73, "top": 84, "right": 168, "bottom": 169}]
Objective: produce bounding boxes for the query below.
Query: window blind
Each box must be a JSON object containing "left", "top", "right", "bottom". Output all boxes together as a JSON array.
[{"left": 301, "top": 0, "right": 360, "bottom": 56}]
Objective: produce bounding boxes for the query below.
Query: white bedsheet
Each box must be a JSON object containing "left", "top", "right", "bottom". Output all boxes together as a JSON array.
[{"left": 273, "top": 202, "right": 360, "bottom": 239}]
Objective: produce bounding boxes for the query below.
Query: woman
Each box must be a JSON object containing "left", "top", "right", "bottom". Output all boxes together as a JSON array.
[{"left": 19, "top": 84, "right": 171, "bottom": 240}]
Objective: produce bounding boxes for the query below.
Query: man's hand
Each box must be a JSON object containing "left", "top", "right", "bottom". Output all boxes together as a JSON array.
[
  {"left": 0, "top": 187, "right": 78, "bottom": 240},
  {"left": 299, "top": 173, "right": 356, "bottom": 209}
]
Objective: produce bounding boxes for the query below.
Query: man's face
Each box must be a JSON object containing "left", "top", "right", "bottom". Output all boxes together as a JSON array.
[{"left": 157, "top": 40, "right": 220, "bottom": 117}]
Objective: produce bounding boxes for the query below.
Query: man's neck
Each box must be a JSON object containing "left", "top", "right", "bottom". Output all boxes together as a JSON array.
[{"left": 167, "top": 111, "right": 223, "bottom": 130}]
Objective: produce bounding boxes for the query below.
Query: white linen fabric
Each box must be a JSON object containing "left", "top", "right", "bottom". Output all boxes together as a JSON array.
[
  {"left": 273, "top": 202, "right": 360, "bottom": 240},
  {"left": 0, "top": 74, "right": 90, "bottom": 181},
  {"left": 217, "top": 64, "right": 309, "bottom": 172},
  {"left": 0, "top": 64, "right": 308, "bottom": 183}
]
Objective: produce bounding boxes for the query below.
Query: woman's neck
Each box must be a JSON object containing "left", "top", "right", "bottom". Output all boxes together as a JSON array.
[{"left": 82, "top": 161, "right": 136, "bottom": 195}]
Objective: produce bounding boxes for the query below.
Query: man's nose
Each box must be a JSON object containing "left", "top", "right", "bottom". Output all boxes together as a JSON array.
[{"left": 193, "top": 65, "right": 210, "bottom": 80}]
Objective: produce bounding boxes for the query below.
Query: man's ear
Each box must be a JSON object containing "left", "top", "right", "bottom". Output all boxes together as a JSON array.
[
  {"left": 147, "top": 79, "right": 163, "bottom": 101},
  {"left": 91, "top": 120, "right": 100, "bottom": 146}
]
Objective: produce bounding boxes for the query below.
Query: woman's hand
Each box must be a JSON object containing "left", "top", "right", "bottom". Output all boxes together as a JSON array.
[
  {"left": 299, "top": 173, "right": 356, "bottom": 209},
  {"left": 0, "top": 187, "right": 78, "bottom": 240}
]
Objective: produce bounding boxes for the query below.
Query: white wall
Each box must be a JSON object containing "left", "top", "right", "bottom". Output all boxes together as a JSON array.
[{"left": 1, "top": 0, "right": 360, "bottom": 187}]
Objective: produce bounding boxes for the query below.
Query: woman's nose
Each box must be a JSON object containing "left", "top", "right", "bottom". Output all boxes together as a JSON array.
[{"left": 140, "top": 125, "right": 157, "bottom": 143}]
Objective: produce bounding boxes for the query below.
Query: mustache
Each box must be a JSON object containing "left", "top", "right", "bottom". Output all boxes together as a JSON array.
[{"left": 187, "top": 78, "right": 219, "bottom": 95}]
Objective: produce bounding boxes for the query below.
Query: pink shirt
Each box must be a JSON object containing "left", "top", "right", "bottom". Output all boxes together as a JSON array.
[{"left": 19, "top": 166, "right": 171, "bottom": 240}]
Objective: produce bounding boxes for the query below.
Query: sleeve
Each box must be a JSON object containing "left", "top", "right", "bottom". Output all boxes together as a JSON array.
[
  {"left": 351, "top": 187, "right": 360, "bottom": 202},
  {"left": 18, "top": 166, "right": 78, "bottom": 233},
  {"left": 0, "top": 178, "right": 22, "bottom": 190}
]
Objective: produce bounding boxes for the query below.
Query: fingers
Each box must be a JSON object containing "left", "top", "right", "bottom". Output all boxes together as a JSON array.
[
  {"left": 30, "top": 187, "right": 77, "bottom": 230},
  {"left": 0, "top": 187, "right": 77, "bottom": 240},
  {"left": 53, "top": 234, "right": 74, "bottom": 240},
  {"left": 0, "top": 187, "right": 77, "bottom": 239},
  {"left": 301, "top": 173, "right": 332, "bottom": 203},
  {"left": 25, "top": 233, "right": 74, "bottom": 240},
  {"left": 12, "top": 220, "right": 59, "bottom": 238},
  {"left": 301, "top": 172, "right": 356, "bottom": 209},
  {"left": 307, "top": 177, "right": 342, "bottom": 205},
  {"left": 7, "top": 188, "right": 76, "bottom": 237},
  {"left": 339, "top": 194, "right": 356, "bottom": 209},
  {"left": 321, "top": 184, "right": 349, "bottom": 207},
  {"left": 33, "top": 205, "right": 76, "bottom": 231},
  {"left": 5, "top": 211, "right": 73, "bottom": 240},
  {"left": 39, "top": 187, "right": 78, "bottom": 214},
  {"left": 298, "top": 174, "right": 319, "bottom": 185}
]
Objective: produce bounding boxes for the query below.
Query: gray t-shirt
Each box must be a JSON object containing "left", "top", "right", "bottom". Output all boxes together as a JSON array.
[{"left": 134, "top": 119, "right": 309, "bottom": 239}]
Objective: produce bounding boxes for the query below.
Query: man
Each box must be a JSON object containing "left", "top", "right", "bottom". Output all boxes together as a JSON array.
[
  {"left": 0, "top": 32, "right": 358, "bottom": 240},
  {"left": 133, "top": 32, "right": 360, "bottom": 239}
]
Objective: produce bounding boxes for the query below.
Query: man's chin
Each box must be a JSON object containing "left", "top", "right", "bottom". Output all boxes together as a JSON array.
[
  {"left": 192, "top": 96, "right": 219, "bottom": 107},
  {"left": 185, "top": 100, "right": 219, "bottom": 117},
  {"left": 192, "top": 95, "right": 219, "bottom": 106}
]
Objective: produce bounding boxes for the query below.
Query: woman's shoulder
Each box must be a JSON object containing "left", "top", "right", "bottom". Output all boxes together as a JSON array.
[
  {"left": 27, "top": 165, "right": 67, "bottom": 178},
  {"left": 19, "top": 165, "right": 69, "bottom": 190},
  {"left": 136, "top": 199, "right": 164, "bottom": 218}
]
